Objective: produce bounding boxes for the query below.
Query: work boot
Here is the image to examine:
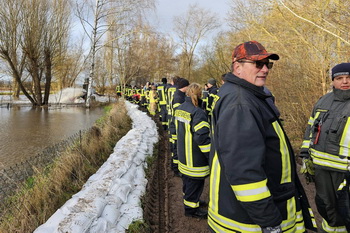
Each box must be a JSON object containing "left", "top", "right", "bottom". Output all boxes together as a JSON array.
[
  {"left": 185, "top": 209, "right": 208, "bottom": 219},
  {"left": 199, "top": 200, "right": 208, "bottom": 207}
]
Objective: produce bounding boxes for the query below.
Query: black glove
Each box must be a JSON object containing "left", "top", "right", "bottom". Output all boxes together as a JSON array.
[
  {"left": 262, "top": 225, "right": 282, "bottom": 233},
  {"left": 300, "top": 157, "right": 315, "bottom": 184}
]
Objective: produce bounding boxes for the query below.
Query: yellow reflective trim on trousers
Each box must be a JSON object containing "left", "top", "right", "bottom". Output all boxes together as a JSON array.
[
  {"left": 301, "top": 140, "right": 310, "bottom": 149},
  {"left": 208, "top": 207, "right": 307, "bottom": 233},
  {"left": 179, "top": 162, "right": 210, "bottom": 177},
  {"left": 199, "top": 144, "right": 210, "bottom": 153},
  {"left": 184, "top": 199, "right": 199, "bottom": 208},
  {"left": 338, "top": 179, "right": 347, "bottom": 191},
  {"left": 185, "top": 123, "right": 193, "bottom": 167},
  {"left": 321, "top": 218, "right": 347, "bottom": 232},
  {"left": 231, "top": 179, "right": 271, "bottom": 202},
  {"left": 209, "top": 152, "right": 220, "bottom": 213},
  {"left": 194, "top": 121, "right": 210, "bottom": 132},
  {"left": 339, "top": 117, "right": 350, "bottom": 156},
  {"left": 310, "top": 148, "right": 348, "bottom": 171},
  {"left": 272, "top": 121, "right": 292, "bottom": 183},
  {"left": 304, "top": 207, "right": 317, "bottom": 229}
]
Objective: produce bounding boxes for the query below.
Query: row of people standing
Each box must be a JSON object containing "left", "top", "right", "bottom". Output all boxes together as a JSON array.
[{"left": 115, "top": 83, "right": 158, "bottom": 115}]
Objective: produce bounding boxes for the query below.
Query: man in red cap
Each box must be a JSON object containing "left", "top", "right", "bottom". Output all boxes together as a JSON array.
[{"left": 208, "top": 41, "right": 317, "bottom": 232}]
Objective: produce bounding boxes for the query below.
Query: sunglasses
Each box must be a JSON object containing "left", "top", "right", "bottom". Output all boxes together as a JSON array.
[{"left": 237, "top": 60, "right": 274, "bottom": 69}]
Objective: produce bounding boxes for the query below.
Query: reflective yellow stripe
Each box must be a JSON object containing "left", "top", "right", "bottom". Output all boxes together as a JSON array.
[
  {"left": 301, "top": 140, "right": 310, "bottom": 149},
  {"left": 339, "top": 117, "right": 350, "bottom": 156},
  {"left": 272, "top": 121, "right": 292, "bottom": 183},
  {"left": 338, "top": 179, "right": 347, "bottom": 191},
  {"left": 184, "top": 199, "right": 199, "bottom": 208},
  {"left": 310, "top": 148, "right": 348, "bottom": 171},
  {"left": 185, "top": 123, "right": 192, "bottom": 167},
  {"left": 194, "top": 121, "right": 210, "bottom": 132},
  {"left": 179, "top": 163, "right": 210, "bottom": 177},
  {"left": 231, "top": 179, "right": 271, "bottom": 202},
  {"left": 209, "top": 152, "right": 220, "bottom": 213},
  {"left": 321, "top": 218, "right": 347, "bottom": 232},
  {"left": 199, "top": 144, "right": 210, "bottom": 153},
  {"left": 209, "top": 207, "right": 307, "bottom": 232},
  {"left": 173, "top": 103, "right": 181, "bottom": 109},
  {"left": 175, "top": 110, "right": 191, "bottom": 122}
]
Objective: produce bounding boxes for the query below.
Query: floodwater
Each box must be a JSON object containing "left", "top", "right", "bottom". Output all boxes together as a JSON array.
[{"left": 0, "top": 105, "right": 105, "bottom": 168}]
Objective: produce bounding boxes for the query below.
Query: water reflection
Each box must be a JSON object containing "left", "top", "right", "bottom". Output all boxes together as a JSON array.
[{"left": 0, "top": 106, "right": 104, "bottom": 168}]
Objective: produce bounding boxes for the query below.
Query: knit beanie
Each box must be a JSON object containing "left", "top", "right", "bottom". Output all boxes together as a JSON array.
[
  {"left": 208, "top": 78, "right": 216, "bottom": 86},
  {"left": 332, "top": 63, "right": 350, "bottom": 80},
  {"left": 176, "top": 78, "right": 190, "bottom": 89}
]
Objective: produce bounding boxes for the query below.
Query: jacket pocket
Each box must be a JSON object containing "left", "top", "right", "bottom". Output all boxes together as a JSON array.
[{"left": 328, "top": 115, "right": 347, "bottom": 144}]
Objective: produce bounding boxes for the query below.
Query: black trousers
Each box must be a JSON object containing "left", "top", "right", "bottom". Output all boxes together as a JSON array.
[
  {"left": 159, "top": 104, "right": 167, "bottom": 130},
  {"left": 182, "top": 175, "right": 204, "bottom": 214},
  {"left": 315, "top": 168, "right": 350, "bottom": 231},
  {"left": 171, "top": 140, "right": 179, "bottom": 171}
]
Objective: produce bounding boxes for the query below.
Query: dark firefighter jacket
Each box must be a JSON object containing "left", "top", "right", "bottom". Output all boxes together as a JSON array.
[
  {"left": 202, "top": 85, "right": 219, "bottom": 117},
  {"left": 157, "top": 84, "right": 167, "bottom": 106},
  {"left": 166, "top": 85, "right": 177, "bottom": 138},
  {"left": 300, "top": 88, "right": 350, "bottom": 172},
  {"left": 208, "top": 73, "right": 317, "bottom": 232},
  {"left": 175, "top": 97, "right": 210, "bottom": 178},
  {"left": 169, "top": 89, "right": 186, "bottom": 140}
]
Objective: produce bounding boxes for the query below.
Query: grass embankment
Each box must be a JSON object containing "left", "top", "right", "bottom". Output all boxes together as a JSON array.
[{"left": 0, "top": 100, "right": 132, "bottom": 233}]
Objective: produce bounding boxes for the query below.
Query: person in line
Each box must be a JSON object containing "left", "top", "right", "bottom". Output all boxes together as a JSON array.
[
  {"left": 148, "top": 84, "right": 158, "bottom": 116},
  {"left": 208, "top": 40, "right": 317, "bottom": 232},
  {"left": 166, "top": 76, "right": 179, "bottom": 176},
  {"left": 175, "top": 83, "right": 211, "bottom": 219},
  {"left": 169, "top": 77, "right": 190, "bottom": 177},
  {"left": 202, "top": 78, "right": 218, "bottom": 120},
  {"left": 300, "top": 63, "right": 350, "bottom": 232},
  {"left": 157, "top": 77, "right": 168, "bottom": 130}
]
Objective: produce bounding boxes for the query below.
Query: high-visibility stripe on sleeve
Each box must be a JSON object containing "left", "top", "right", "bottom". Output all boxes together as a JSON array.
[
  {"left": 301, "top": 140, "right": 310, "bottom": 149},
  {"left": 199, "top": 144, "right": 210, "bottom": 153},
  {"left": 194, "top": 121, "right": 210, "bottom": 132},
  {"left": 173, "top": 103, "right": 181, "bottom": 109},
  {"left": 231, "top": 179, "right": 271, "bottom": 202}
]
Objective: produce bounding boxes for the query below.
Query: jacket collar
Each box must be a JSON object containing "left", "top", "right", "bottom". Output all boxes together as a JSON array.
[
  {"left": 225, "top": 72, "right": 271, "bottom": 100},
  {"left": 333, "top": 88, "right": 350, "bottom": 101}
]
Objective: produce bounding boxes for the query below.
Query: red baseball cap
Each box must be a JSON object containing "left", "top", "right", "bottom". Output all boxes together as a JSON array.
[{"left": 232, "top": 41, "right": 279, "bottom": 62}]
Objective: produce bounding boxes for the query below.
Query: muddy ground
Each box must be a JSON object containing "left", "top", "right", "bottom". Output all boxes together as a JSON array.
[{"left": 143, "top": 117, "right": 321, "bottom": 233}]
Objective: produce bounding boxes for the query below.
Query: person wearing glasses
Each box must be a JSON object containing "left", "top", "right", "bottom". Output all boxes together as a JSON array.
[
  {"left": 208, "top": 41, "right": 317, "bottom": 232},
  {"left": 300, "top": 63, "right": 350, "bottom": 232}
]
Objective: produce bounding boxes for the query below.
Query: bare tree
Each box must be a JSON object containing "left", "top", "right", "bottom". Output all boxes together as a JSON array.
[
  {"left": 0, "top": 0, "right": 71, "bottom": 106},
  {"left": 173, "top": 3, "right": 220, "bottom": 80},
  {"left": 0, "top": 0, "right": 27, "bottom": 99},
  {"left": 75, "top": 0, "right": 155, "bottom": 107}
]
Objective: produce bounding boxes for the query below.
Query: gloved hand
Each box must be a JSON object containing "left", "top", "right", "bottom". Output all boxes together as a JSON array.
[
  {"left": 262, "top": 225, "right": 282, "bottom": 233},
  {"left": 300, "top": 157, "right": 315, "bottom": 184}
]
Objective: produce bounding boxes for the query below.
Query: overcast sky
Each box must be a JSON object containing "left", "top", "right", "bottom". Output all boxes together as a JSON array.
[{"left": 150, "top": 0, "right": 231, "bottom": 40}]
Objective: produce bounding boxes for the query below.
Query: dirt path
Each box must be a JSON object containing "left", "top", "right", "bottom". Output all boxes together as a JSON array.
[{"left": 143, "top": 116, "right": 320, "bottom": 233}]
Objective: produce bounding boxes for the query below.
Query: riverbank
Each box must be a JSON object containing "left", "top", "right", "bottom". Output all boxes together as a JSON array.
[{"left": 0, "top": 100, "right": 132, "bottom": 232}]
